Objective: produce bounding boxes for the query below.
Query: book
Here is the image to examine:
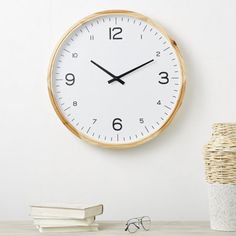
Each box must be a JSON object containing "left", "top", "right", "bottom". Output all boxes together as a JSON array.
[
  {"left": 33, "top": 216, "right": 95, "bottom": 227},
  {"left": 30, "top": 203, "right": 103, "bottom": 219},
  {"left": 36, "top": 224, "right": 99, "bottom": 233}
]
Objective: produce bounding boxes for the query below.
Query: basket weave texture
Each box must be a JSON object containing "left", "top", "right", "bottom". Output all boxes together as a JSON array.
[{"left": 204, "top": 123, "right": 236, "bottom": 184}]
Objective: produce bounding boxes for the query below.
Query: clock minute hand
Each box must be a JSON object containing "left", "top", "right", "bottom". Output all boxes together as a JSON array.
[
  {"left": 90, "top": 60, "right": 125, "bottom": 85},
  {"left": 108, "top": 59, "right": 154, "bottom": 84}
]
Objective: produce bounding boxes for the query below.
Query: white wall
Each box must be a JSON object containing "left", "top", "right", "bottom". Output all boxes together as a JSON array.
[{"left": 0, "top": 0, "right": 236, "bottom": 220}]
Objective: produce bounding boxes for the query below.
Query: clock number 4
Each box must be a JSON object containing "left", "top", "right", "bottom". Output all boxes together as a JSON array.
[
  {"left": 112, "top": 118, "right": 122, "bottom": 131},
  {"left": 158, "top": 72, "right": 169, "bottom": 84},
  {"left": 65, "top": 73, "right": 75, "bottom": 86},
  {"left": 109, "top": 27, "right": 123, "bottom": 40}
]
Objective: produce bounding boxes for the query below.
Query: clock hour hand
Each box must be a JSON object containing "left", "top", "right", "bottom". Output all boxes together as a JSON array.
[
  {"left": 90, "top": 60, "right": 125, "bottom": 85},
  {"left": 108, "top": 59, "right": 154, "bottom": 84}
]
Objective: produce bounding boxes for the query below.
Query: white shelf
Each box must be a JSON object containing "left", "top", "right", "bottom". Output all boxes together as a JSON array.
[{"left": 0, "top": 221, "right": 234, "bottom": 235}]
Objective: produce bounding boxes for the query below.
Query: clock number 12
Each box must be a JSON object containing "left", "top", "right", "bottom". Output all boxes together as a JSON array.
[{"left": 109, "top": 27, "right": 123, "bottom": 40}]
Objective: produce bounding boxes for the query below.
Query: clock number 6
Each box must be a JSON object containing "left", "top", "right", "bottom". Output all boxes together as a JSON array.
[
  {"left": 158, "top": 72, "right": 169, "bottom": 84},
  {"left": 65, "top": 73, "right": 75, "bottom": 86},
  {"left": 112, "top": 118, "right": 122, "bottom": 131}
]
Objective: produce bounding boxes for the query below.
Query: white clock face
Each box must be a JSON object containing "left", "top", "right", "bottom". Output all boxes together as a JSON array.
[{"left": 49, "top": 11, "right": 185, "bottom": 148}]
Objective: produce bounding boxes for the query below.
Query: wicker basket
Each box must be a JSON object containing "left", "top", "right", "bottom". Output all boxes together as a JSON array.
[
  {"left": 204, "top": 123, "right": 236, "bottom": 184},
  {"left": 204, "top": 123, "right": 236, "bottom": 231}
]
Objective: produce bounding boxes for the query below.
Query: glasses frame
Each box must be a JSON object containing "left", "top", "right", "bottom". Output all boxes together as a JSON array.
[{"left": 125, "top": 216, "right": 151, "bottom": 233}]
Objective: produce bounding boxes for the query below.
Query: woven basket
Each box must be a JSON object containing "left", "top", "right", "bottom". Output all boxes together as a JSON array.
[{"left": 204, "top": 123, "right": 236, "bottom": 184}]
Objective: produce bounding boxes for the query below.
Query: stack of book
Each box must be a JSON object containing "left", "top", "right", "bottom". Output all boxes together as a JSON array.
[{"left": 30, "top": 203, "right": 103, "bottom": 233}]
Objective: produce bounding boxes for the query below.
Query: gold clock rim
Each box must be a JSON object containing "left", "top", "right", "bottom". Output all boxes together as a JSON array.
[{"left": 47, "top": 9, "right": 186, "bottom": 149}]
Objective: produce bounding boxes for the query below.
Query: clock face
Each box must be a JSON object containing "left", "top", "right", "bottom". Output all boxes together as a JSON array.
[{"left": 48, "top": 10, "right": 185, "bottom": 148}]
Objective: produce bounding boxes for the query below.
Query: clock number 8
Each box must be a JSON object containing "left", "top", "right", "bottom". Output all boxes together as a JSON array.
[
  {"left": 112, "top": 118, "right": 122, "bottom": 131},
  {"left": 65, "top": 73, "right": 75, "bottom": 86},
  {"left": 158, "top": 72, "right": 169, "bottom": 84}
]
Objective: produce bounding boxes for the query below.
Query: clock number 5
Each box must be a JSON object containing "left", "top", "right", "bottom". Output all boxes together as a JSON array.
[
  {"left": 65, "top": 73, "right": 75, "bottom": 86},
  {"left": 112, "top": 118, "right": 122, "bottom": 131},
  {"left": 158, "top": 72, "right": 169, "bottom": 84},
  {"left": 109, "top": 27, "right": 123, "bottom": 40}
]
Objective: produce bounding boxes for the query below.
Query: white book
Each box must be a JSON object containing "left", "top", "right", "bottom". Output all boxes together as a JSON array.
[
  {"left": 37, "top": 224, "right": 99, "bottom": 233},
  {"left": 33, "top": 216, "right": 95, "bottom": 227},
  {"left": 30, "top": 203, "right": 103, "bottom": 219}
]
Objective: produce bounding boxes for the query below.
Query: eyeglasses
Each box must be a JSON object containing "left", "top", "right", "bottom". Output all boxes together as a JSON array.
[{"left": 125, "top": 216, "right": 151, "bottom": 233}]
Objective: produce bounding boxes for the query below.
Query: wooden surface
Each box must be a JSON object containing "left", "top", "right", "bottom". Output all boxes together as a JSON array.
[{"left": 0, "top": 221, "right": 235, "bottom": 235}]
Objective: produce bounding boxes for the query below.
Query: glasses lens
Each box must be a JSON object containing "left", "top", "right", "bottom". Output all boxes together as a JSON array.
[
  {"left": 141, "top": 216, "right": 151, "bottom": 231},
  {"left": 128, "top": 222, "right": 139, "bottom": 233}
]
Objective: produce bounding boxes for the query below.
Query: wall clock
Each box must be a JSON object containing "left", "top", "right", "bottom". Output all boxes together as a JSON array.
[{"left": 48, "top": 10, "right": 186, "bottom": 149}]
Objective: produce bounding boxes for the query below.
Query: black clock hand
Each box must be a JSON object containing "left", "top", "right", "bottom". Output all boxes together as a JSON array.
[
  {"left": 108, "top": 59, "right": 154, "bottom": 84},
  {"left": 90, "top": 60, "right": 125, "bottom": 85}
]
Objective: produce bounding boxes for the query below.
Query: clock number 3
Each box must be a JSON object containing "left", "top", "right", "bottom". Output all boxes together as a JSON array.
[
  {"left": 109, "top": 27, "right": 123, "bottom": 40},
  {"left": 158, "top": 72, "right": 169, "bottom": 84},
  {"left": 112, "top": 118, "right": 122, "bottom": 131},
  {"left": 65, "top": 73, "right": 75, "bottom": 86}
]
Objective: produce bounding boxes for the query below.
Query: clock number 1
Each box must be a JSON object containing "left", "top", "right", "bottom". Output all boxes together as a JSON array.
[
  {"left": 109, "top": 27, "right": 123, "bottom": 40},
  {"left": 112, "top": 118, "right": 122, "bottom": 131}
]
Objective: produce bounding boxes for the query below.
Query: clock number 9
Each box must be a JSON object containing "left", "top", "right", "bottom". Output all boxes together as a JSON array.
[
  {"left": 158, "top": 72, "right": 169, "bottom": 84},
  {"left": 65, "top": 73, "right": 75, "bottom": 86},
  {"left": 112, "top": 118, "right": 122, "bottom": 131}
]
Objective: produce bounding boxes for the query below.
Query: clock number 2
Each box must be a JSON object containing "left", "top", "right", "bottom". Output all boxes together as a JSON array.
[
  {"left": 109, "top": 27, "right": 123, "bottom": 40},
  {"left": 112, "top": 118, "right": 122, "bottom": 131},
  {"left": 65, "top": 73, "right": 75, "bottom": 86},
  {"left": 158, "top": 72, "right": 169, "bottom": 84}
]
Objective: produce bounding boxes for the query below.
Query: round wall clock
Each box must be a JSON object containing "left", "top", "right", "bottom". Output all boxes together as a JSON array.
[{"left": 48, "top": 10, "right": 186, "bottom": 149}]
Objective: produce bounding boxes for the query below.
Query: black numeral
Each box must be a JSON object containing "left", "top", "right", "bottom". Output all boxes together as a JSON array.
[
  {"left": 139, "top": 118, "right": 144, "bottom": 124},
  {"left": 109, "top": 27, "right": 123, "bottom": 40},
  {"left": 156, "top": 51, "right": 160, "bottom": 57},
  {"left": 158, "top": 72, "right": 169, "bottom": 84},
  {"left": 157, "top": 100, "right": 161, "bottom": 105},
  {"left": 65, "top": 73, "right": 75, "bottom": 86},
  {"left": 73, "top": 101, "right": 77, "bottom": 106},
  {"left": 72, "top": 53, "right": 78, "bottom": 58},
  {"left": 92, "top": 119, "right": 97, "bottom": 124},
  {"left": 112, "top": 118, "right": 122, "bottom": 131}
]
